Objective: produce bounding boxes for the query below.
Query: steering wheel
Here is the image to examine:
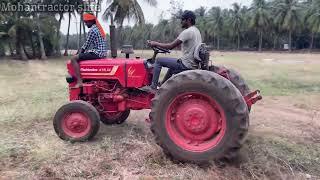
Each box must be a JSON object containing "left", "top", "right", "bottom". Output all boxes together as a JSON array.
[
  {"left": 148, "top": 45, "right": 170, "bottom": 54},
  {"left": 151, "top": 46, "right": 170, "bottom": 54}
]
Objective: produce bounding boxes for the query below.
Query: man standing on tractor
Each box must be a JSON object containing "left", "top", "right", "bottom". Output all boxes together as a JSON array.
[
  {"left": 71, "top": 13, "right": 107, "bottom": 88},
  {"left": 141, "top": 10, "right": 202, "bottom": 93}
]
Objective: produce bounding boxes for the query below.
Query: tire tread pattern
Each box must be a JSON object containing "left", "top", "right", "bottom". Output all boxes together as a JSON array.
[
  {"left": 53, "top": 100, "right": 100, "bottom": 142},
  {"left": 150, "top": 70, "right": 249, "bottom": 164}
]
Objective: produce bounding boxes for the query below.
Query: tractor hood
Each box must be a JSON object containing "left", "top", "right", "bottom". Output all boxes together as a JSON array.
[{"left": 67, "top": 58, "right": 150, "bottom": 88}]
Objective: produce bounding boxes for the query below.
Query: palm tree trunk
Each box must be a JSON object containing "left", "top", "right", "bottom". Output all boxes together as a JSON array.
[
  {"left": 258, "top": 29, "right": 262, "bottom": 52},
  {"left": 36, "top": 13, "right": 47, "bottom": 60},
  {"left": 78, "top": 17, "right": 82, "bottom": 52},
  {"left": 64, "top": 12, "right": 71, "bottom": 56},
  {"left": 18, "top": 41, "right": 28, "bottom": 60},
  {"left": 217, "top": 36, "right": 220, "bottom": 50},
  {"left": 96, "top": 0, "right": 100, "bottom": 17},
  {"left": 309, "top": 33, "right": 314, "bottom": 52},
  {"left": 273, "top": 35, "right": 277, "bottom": 51},
  {"left": 23, "top": 45, "right": 30, "bottom": 59},
  {"left": 14, "top": 14, "right": 28, "bottom": 60},
  {"left": 55, "top": 13, "right": 63, "bottom": 56},
  {"left": 82, "top": 16, "right": 86, "bottom": 39},
  {"left": 289, "top": 29, "right": 292, "bottom": 52},
  {"left": 9, "top": 42, "right": 14, "bottom": 56},
  {"left": 29, "top": 33, "right": 36, "bottom": 58},
  {"left": 237, "top": 33, "right": 240, "bottom": 51},
  {"left": 210, "top": 33, "right": 216, "bottom": 48}
]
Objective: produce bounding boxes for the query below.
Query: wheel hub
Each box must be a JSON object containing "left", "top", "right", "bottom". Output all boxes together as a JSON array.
[
  {"left": 184, "top": 108, "right": 207, "bottom": 132},
  {"left": 62, "top": 112, "right": 91, "bottom": 138},
  {"left": 166, "top": 93, "right": 226, "bottom": 152},
  {"left": 175, "top": 99, "right": 220, "bottom": 141}
]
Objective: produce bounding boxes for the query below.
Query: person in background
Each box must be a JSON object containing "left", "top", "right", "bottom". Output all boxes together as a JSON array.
[{"left": 71, "top": 13, "right": 107, "bottom": 88}]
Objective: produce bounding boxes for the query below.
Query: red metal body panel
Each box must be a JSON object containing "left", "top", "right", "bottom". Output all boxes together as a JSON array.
[
  {"left": 66, "top": 58, "right": 260, "bottom": 119},
  {"left": 66, "top": 58, "right": 154, "bottom": 113},
  {"left": 67, "top": 58, "right": 150, "bottom": 88}
]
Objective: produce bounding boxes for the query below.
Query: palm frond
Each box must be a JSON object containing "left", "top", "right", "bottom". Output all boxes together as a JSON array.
[{"left": 142, "top": 0, "right": 157, "bottom": 6}]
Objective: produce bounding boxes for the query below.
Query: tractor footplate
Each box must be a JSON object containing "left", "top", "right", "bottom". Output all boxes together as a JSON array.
[{"left": 245, "top": 90, "right": 262, "bottom": 107}]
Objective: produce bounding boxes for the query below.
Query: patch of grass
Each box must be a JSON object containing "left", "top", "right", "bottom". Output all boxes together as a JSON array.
[
  {"left": 0, "top": 53, "right": 319, "bottom": 179},
  {"left": 248, "top": 74, "right": 320, "bottom": 96},
  {"left": 0, "top": 59, "right": 68, "bottom": 127},
  {"left": 212, "top": 52, "right": 320, "bottom": 96},
  {"left": 0, "top": 143, "right": 21, "bottom": 159},
  {"left": 242, "top": 134, "right": 320, "bottom": 178}
]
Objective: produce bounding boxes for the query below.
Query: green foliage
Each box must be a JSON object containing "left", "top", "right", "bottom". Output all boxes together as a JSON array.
[
  {"left": 305, "top": 0, "right": 320, "bottom": 33},
  {"left": 117, "top": 0, "right": 320, "bottom": 51},
  {"left": 1, "top": 0, "right": 320, "bottom": 59},
  {"left": 0, "top": 0, "right": 84, "bottom": 59},
  {"left": 103, "top": 0, "right": 157, "bottom": 27}
]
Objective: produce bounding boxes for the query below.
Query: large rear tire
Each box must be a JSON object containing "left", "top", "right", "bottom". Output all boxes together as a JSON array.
[
  {"left": 209, "top": 65, "right": 251, "bottom": 96},
  {"left": 150, "top": 70, "right": 249, "bottom": 164},
  {"left": 210, "top": 66, "right": 252, "bottom": 111},
  {"left": 53, "top": 100, "right": 100, "bottom": 142}
]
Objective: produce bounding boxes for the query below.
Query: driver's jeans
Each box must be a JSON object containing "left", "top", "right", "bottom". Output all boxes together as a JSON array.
[{"left": 150, "top": 57, "right": 189, "bottom": 89}]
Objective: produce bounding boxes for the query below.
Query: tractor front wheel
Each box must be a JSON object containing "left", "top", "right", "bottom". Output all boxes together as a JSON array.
[
  {"left": 53, "top": 100, "right": 100, "bottom": 142},
  {"left": 150, "top": 70, "right": 249, "bottom": 164}
]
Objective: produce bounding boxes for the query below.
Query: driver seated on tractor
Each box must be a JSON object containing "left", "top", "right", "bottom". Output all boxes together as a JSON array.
[
  {"left": 141, "top": 10, "right": 202, "bottom": 93},
  {"left": 71, "top": 13, "right": 107, "bottom": 88}
]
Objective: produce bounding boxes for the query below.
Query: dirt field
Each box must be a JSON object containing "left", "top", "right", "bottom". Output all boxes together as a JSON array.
[{"left": 0, "top": 51, "right": 319, "bottom": 179}]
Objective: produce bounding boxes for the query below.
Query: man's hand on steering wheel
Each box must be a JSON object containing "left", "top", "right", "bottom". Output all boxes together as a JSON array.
[
  {"left": 147, "top": 40, "right": 170, "bottom": 54},
  {"left": 147, "top": 40, "right": 157, "bottom": 47}
]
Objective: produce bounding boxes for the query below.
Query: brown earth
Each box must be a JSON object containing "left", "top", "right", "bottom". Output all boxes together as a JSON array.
[{"left": 0, "top": 95, "right": 319, "bottom": 180}]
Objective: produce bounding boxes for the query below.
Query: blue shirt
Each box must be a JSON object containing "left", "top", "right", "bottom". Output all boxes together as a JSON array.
[{"left": 81, "top": 24, "right": 107, "bottom": 58}]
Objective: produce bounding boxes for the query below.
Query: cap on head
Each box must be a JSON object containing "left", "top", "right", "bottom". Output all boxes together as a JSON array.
[
  {"left": 180, "top": 10, "right": 196, "bottom": 25},
  {"left": 83, "top": 13, "right": 96, "bottom": 22}
]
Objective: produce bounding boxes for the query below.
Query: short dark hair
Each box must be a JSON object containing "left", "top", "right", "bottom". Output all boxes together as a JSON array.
[{"left": 180, "top": 10, "right": 196, "bottom": 25}]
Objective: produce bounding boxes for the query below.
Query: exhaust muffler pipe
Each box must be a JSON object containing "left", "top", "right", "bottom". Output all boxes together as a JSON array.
[{"left": 109, "top": 24, "right": 117, "bottom": 58}]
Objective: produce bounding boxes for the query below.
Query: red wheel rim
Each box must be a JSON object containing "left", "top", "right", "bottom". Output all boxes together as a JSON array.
[
  {"left": 62, "top": 112, "right": 91, "bottom": 138},
  {"left": 165, "top": 92, "right": 226, "bottom": 152}
]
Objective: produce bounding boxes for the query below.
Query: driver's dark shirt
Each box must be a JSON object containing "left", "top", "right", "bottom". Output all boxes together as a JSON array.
[{"left": 81, "top": 24, "right": 107, "bottom": 58}]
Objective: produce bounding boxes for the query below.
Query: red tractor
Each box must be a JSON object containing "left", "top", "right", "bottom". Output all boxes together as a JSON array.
[{"left": 53, "top": 45, "right": 261, "bottom": 164}]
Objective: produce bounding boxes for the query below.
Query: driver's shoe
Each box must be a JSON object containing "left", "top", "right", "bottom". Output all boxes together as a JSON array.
[
  {"left": 71, "top": 81, "right": 83, "bottom": 89},
  {"left": 140, "top": 85, "right": 157, "bottom": 94},
  {"left": 145, "top": 59, "right": 154, "bottom": 69}
]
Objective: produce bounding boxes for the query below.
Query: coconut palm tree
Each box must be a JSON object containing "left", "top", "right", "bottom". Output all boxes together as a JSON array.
[
  {"left": 305, "top": 0, "right": 320, "bottom": 51},
  {"left": 36, "top": 13, "right": 47, "bottom": 60},
  {"left": 209, "top": 7, "right": 224, "bottom": 50},
  {"left": 195, "top": 7, "right": 210, "bottom": 44},
  {"left": 64, "top": 11, "right": 72, "bottom": 56},
  {"left": 250, "top": 0, "right": 270, "bottom": 52},
  {"left": 0, "top": 0, "right": 31, "bottom": 60},
  {"left": 103, "top": 0, "right": 157, "bottom": 36},
  {"left": 96, "top": 0, "right": 102, "bottom": 17},
  {"left": 49, "top": 0, "right": 84, "bottom": 56},
  {"left": 194, "top": 6, "right": 206, "bottom": 17},
  {"left": 229, "top": 3, "right": 244, "bottom": 50},
  {"left": 273, "top": 0, "right": 301, "bottom": 52}
]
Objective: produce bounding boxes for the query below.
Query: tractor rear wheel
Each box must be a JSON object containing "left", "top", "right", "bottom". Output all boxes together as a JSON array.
[
  {"left": 210, "top": 65, "right": 252, "bottom": 111},
  {"left": 150, "top": 70, "right": 249, "bottom": 164},
  {"left": 53, "top": 100, "right": 100, "bottom": 142},
  {"left": 100, "top": 110, "right": 130, "bottom": 125},
  {"left": 209, "top": 65, "right": 251, "bottom": 97}
]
